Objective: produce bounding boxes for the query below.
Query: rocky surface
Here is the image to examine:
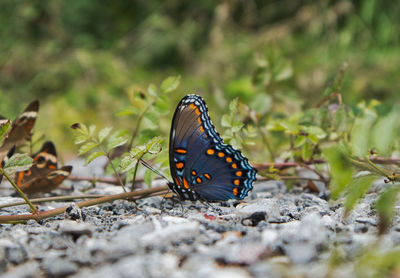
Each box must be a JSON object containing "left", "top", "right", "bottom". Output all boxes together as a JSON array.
[{"left": 0, "top": 161, "right": 399, "bottom": 278}]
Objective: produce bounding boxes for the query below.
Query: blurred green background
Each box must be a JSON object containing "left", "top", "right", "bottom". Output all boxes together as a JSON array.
[{"left": 0, "top": 0, "right": 399, "bottom": 156}]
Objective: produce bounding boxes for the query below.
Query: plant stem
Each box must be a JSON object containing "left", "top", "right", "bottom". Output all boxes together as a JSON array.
[
  {"left": 106, "top": 153, "right": 126, "bottom": 192},
  {"left": 0, "top": 194, "right": 104, "bottom": 209},
  {"left": 0, "top": 168, "right": 37, "bottom": 214},
  {"left": 257, "top": 125, "right": 275, "bottom": 160},
  {"left": 131, "top": 153, "right": 145, "bottom": 192},
  {"left": 0, "top": 185, "right": 169, "bottom": 223}
]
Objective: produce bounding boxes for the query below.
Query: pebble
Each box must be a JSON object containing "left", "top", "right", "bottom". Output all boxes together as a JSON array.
[{"left": 0, "top": 178, "right": 398, "bottom": 277}]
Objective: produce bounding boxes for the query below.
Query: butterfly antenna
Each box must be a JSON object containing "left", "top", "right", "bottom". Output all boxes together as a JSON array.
[{"left": 139, "top": 159, "right": 170, "bottom": 182}]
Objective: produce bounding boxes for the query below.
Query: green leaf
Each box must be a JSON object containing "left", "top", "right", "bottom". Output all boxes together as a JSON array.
[
  {"left": 229, "top": 98, "right": 238, "bottom": 114},
  {"left": 146, "top": 137, "right": 164, "bottom": 154},
  {"left": 153, "top": 95, "right": 170, "bottom": 114},
  {"left": 148, "top": 83, "right": 158, "bottom": 97},
  {"left": 143, "top": 113, "right": 158, "bottom": 130},
  {"left": 4, "top": 154, "right": 33, "bottom": 175},
  {"left": 98, "top": 127, "right": 112, "bottom": 143},
  {"left": 221, "top": 115, "right": 232, "bottom": 127},
  {"left": 351, "top": 109, "right": 377, "bottom": 156},
  {"left": 116, "top": 107, "right": 139, "bottom": 116},
  {"left": 344, "top": 175, "right": 376, "bottom": 212},
  {"left": 306, "top": 126, "right": 327, "bottom": 139},
  {"left": 0, "top": 120, "right": 11, "bottom": 146},
  {"left": 88, "top": 125, "right": 97, "bottom": 137},
  {"left": 279, "top": 120, "right": 299, "bottom": 134},
  {"left": 301, "top": 142, "right": 313, "bottom": 161},
  {"left": 250, "top": 93, "right": 272, "bottom": 115},
  {"left": 79, "top": 141, "right": 99, "bottom": 155},
  {"left": 160, "top": 75, "right": 181, "bottom": 94},
  {"left": 323, "top": 146, "right": 353, "bottom": 199},
  {"left": 107, "top": 130, "right": 129, "bottom": 152},
  {"left": 120, "top": 153, "right": 140, "bottom": 173},
  {"left": 375, "top": 186, "right": 400, "bottom": 234},
  {"left": 372, "top": 110, "right": 400, "bottom": 155},
  {"left": 85, "top": 151, "right": 105, "bottom": 165},
  {"left": 294, "top": 135, "right": 307, "bottom": 148}
]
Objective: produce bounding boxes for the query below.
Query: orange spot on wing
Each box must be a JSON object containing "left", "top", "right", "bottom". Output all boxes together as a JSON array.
[
  {"left": 218, "top": 152, "right": 225, "bottom": 158},
  {"left": 16, "top": 172, "right": 24, "bottom": 186},
  {"left": 176, "top": 149, "right": 187, "bottom": 154},
  {"left": 197, "top": 118, "right": 202, "bottom": 124},
  {"left": 189, "top": 103, "right": 196, "bottom": 109},
  {"left": 226, "top": 157, "right": 232, "bottom": 163},
  {"left": 192, "top": 170, "right": 196, "bottom": 176},
  {"left": 176, "top": 162, "right": 184, "bottom": 169},
  {"left": 232, "top": 163, "right": 237, "bottom": 169},
  {"left": 234, "top": 179, "right": 240, "bottom": 186},
  {"left": 233, "top": 188, "right": 239, "bottom": 196},
  {"left": 206, "top": 149, "right": 215, "bottom": 155},
  {"left": 196, "top": 177, "right": 202, "bottom": 183},
  {"left": 174, "top": 177, "right": 180, "bottom": 186},
  {"left": 236, "top": 171, "right": 242, "bottom": 177},
  {"left": 199, "top": 126, "right": 205, "bottom": 133},
  {"left": 183, "top": 177, "right": 189, "bottom": 189},
  {"left": 195, "top": 109, "right": 201, "bottom": 115},
  {"left": 49, "top": 165, "right": 57, "bottom": 170},
  {"left": 204, "top": 173, "right": 211, "bottom": 180}
]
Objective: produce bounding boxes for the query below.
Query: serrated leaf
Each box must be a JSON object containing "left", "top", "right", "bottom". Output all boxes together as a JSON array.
[
  {"left": 0, "top": 120, "right": 11, "bottom": 146},
  {"left": 120, "top": 155, "right": 139, "bottom": 173},
  {"left": 323, "top": 146, "right": 353, "bottom": 199},
  {"left": 4, "top": 153, "right": 33, "bottom": 175},
  {"left": 98, "top": 127, "right": 112, "bottom": 143},
  {"left": 148, "top": 83, "right": 158, "bottom": 97},
  {"left": 344, "top": 175, "right": 375, "bottom": 212},
  {"left": 160, "top": 75, "right": 181, "bottom": 94},
  {"left": 79, "top": 141, "right": 99, "bottom": 155},
  {"left": 107, "top": 130, "right": 129, "bottom": 152},
  {"left": 146, "top": 137, "right": 163, "bottom": 154},
  {"left": 85, "top": 151, "right": 105, "bottom": 165}
]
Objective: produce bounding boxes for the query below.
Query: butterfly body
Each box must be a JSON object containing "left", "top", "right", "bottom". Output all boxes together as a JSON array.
[{"left": 168, "top": 94, "right": 256, "bottom": 202}]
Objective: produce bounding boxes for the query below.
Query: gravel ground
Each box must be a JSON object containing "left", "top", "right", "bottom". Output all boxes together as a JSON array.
[{"left": 0, "top": 160, "right": 399, "bottom": 278}]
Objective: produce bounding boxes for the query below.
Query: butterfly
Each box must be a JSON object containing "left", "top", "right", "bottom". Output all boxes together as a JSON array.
[
  {"left": 0, "top": 100, "right": 39, "bottom": 158},
  {"left": 168, "top": 94, "right": 257, "bottom": 202},
  {"left": 15, "top": 141, "right": 73, "bottom": 194}
]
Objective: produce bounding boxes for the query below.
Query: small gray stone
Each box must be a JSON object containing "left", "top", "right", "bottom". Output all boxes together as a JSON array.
[{"left": 42, "top": 257, "right": 78, "bottom": 277}]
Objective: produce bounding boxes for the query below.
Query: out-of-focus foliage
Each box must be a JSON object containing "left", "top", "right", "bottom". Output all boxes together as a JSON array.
[{"left": 0, "top": 1, "right": 399, "bottom": 152}]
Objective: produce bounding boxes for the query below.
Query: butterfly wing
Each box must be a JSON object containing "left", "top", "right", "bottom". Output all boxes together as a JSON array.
[
  {"left": 169, "top": 94, "right": 256, "bottom": 201},
  {"left": 15, "top": 141, "right": 72, "bottom": 194},
  {"left": 0, "top": 100, "right": 39, "bottom": 157}
]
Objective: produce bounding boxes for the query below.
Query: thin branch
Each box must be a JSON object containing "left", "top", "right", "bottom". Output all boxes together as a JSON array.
[
  {"left": 0, "top": 194, "right": 104, "bottom": 209},
  {"left": 0, "top": 185, "right": 169, "bottom": 223}
]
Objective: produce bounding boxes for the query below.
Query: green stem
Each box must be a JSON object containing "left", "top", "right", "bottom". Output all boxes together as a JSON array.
[
  {"left": 0, "top": 168, "right": 37, "bottom": 214},
  {"left": 131, "top": 153, "right": 145, "bottom": 192},
  {"left": 106, "top": 152, "right": 126, "bottom": 192},
  {"left": 127, "top": 105, "right": 151, "bottom": 151}
]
